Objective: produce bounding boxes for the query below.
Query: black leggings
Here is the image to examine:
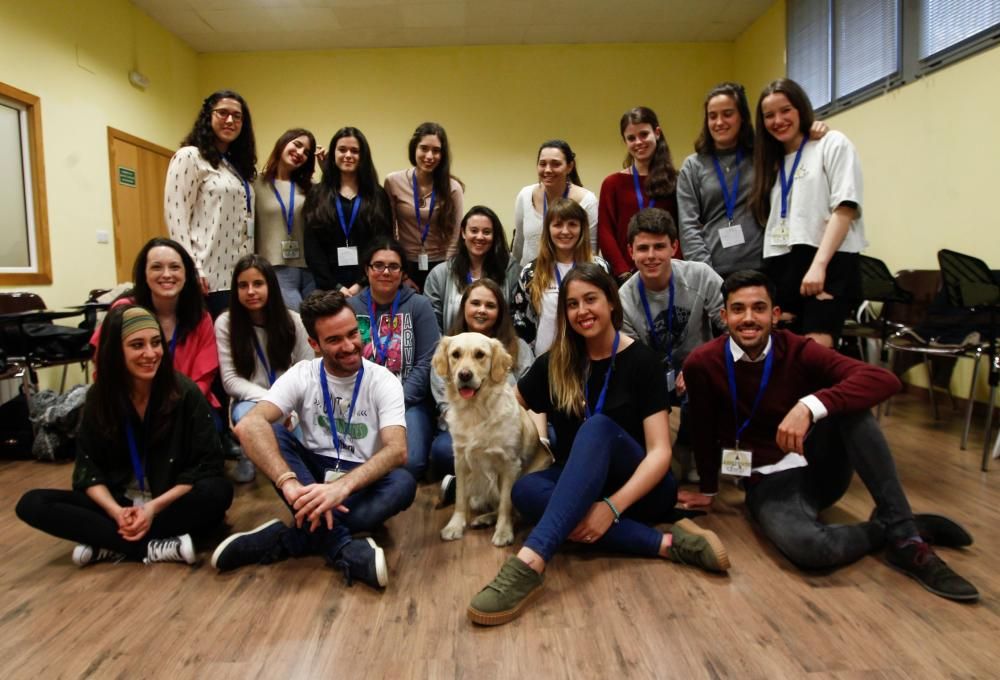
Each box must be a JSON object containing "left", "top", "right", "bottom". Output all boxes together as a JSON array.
[{"left": 15, "top": 477, "right": 233, "bottom": 560}]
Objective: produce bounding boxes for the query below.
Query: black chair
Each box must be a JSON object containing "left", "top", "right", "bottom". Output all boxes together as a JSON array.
[
  {"left": 937, "top": 249, "right": 1000, "bottom": 470},
  {"left": 840, "top": 255, "right": 911, "bottom": 364}
]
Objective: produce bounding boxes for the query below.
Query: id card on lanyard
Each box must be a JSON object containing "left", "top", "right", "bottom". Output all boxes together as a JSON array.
[
  {"left": 335, "top": 194, "right": 361, "bottom": 266},
  {"left": 712, "top": 150, "right": 744, "bottom": 249},
  {"left": 721, "top": 341, "right": 774, "bottom": 476},
  {"left": 411, "top": 171, "right": 436, "bottom": 271},
  {"left": 631, "top": 164, "right": 654, "bottom": 210},
  {"left": 252, "top": 334, "right": 276, "bottom": 386},
  {"left": 320, "top": 361, "right": 364, "bottom": 478},
  {"left": 638, "top": 276, "right": 675, "bottom": 391},
  {"left": 124, "top": 420, "right": 152, "bottom": 506},
  {"left": 226, "top": 155, "right": 253, "bottom": 237},
  {"left": 271, "top": 180, "right": 300, "bottom": 259},
  {"left": 772, "top": 137, "right": 807, "bottom": 246}
]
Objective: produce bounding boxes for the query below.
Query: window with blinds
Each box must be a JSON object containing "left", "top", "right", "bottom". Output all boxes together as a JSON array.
[{"left": 786, "top": 0, "right": 1000, "bottom": 115}]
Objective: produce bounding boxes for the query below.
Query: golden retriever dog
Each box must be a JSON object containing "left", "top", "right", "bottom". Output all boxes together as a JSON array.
[{"left": 432, "top": 332, "right": 550, "bottom": 546}]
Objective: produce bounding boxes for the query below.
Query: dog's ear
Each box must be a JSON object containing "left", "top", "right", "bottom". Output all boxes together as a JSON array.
[
  {"left": 432, "top": 336, "right": 451, "bottom": 378},
  {"left": 489, "top": 338, "right": 512, "bottom": 384}
]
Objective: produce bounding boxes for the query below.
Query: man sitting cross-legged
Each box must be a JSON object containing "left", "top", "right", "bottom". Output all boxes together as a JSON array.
[
  {"left": 211, "top": 290, "right": 416, "bottom": 589},
  {"left": 680, "top": 269, "right": 978, "bottom": 602}
]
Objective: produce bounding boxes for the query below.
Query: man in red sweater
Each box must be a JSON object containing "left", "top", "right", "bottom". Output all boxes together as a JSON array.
[{"left": 681, "top": 269, "right": 978, "bottom": 602}]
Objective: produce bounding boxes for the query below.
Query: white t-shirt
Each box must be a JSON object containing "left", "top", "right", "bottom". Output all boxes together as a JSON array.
[
  {"left": 534, "top": 261, "right": 576, "bottom": 355},
  {"left": 512, "top": 184, "right": 599, "bottom": 266},
  {"left": 262, "top": 358, "right": 406, "bottom": 464},
  {"left": 763, "top": 131, "right": 867, "bottom": 259}
]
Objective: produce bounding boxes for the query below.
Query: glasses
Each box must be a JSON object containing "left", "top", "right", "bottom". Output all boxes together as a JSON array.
[
  {"left": 212, "top": 108, "right": 243, "bottom": 122},
  {"left": 369, "top": 262, "right": 402, "bottom": 274}
]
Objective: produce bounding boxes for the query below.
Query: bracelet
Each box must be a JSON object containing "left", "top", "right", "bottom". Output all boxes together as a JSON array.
[
  {"left": 602, "top": 497, "right": 621, "bottom": 524},
  {"left": 275, "top": 471, "right": 298, "bottom": 489}
]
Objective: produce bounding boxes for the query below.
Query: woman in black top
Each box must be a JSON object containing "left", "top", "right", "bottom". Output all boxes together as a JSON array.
[
  {"left": 468, "top": 264, "right": 729, "bottom": 626},
  {"left": 16, "top": 306, "right": 232, "bottom": 566},
  {"left": 303, "top": 127, "right": 392, "bottom": 295}
]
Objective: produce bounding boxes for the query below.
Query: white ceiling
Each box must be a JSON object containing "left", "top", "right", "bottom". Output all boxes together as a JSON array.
[{"left": 131, "top": 0, "right": 774, "bottom": 53}]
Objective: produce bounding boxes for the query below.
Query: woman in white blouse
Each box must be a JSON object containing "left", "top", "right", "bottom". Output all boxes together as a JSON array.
[
  {"left": 511, "top": 139, "right": 599, "bottom": 267},
  {"left": 166, "top": 89, "right": 258, "bottom": 318}
]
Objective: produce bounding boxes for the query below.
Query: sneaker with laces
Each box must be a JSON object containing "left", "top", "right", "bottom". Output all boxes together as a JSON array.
[
  {"left": 144, "top": 534, "right": 196, "bottom": 565},
  {"left": 211, "top": 519, "right": 288, "bottom": 571},
  {"left": 468, "top": 556, "right": 544, "bottom": 626},
  {"left": 72, "top": 544, "right": 126, "bottom": 567},
  {"left": 439, "top": 474, "right": 456, "bottom": 507},
  {"left": 333, "top": 537, "right": 387, "bottom": 589},
  {"left": 887, "top": 540, "right": 979, "bottom": 602},
  {"left": 668, "top": 519, "right": 730, "bottom": 572}
]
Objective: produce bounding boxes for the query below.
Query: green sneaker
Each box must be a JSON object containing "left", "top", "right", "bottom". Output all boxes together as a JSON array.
[
  {"left": 468, "top": 556, "right": 544, "bottom": 626},
  {"left": 668, "top": 519, "right": 730, "bottom": 572}
]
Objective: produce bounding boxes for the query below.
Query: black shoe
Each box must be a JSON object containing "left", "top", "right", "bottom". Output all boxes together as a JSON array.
[
  {"left": 913, "top": 513, "right": 973, "bottom": 548},
  {"left": 211, "top": 519, "right": 288, "bottom": 572},
  {"left": 869, "top": 509, "right": 974, "bottom": 548},
  {"left": 886, "top": 540, "right": 979, "bottom": 602},
  {"left": 333, "top": 537, "right": 387, "bottom": 589},
  {"left": 438, "top": 474, "right": 456, "bottom": 508}
]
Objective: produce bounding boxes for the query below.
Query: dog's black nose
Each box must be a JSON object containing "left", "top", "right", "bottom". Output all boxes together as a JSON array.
[{"left": 458, "top": 369, "right": 472, "bottom": 382}]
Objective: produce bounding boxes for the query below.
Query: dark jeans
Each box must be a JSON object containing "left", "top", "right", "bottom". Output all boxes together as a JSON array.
[
  {"left": 404, "top": 400, "right": 434, "bottom": 481},
  {"left": 513, "top": 414, "right": 678, "bottom": 563},
  {"left": 746, "top": 410, "right": 916, "bottom": 570},
  {"left": 272, "top": 425, "right": 416, "bottom": 559},
  {"left": 15, "top": 477, "right": 233, "bottom": 560}
]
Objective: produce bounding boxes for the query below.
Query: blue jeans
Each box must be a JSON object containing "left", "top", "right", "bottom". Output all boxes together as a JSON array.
[
  {"left": 430, "top": 430, "right": 454, "bottom": 478},
  {"left": 746, "top": 411, "right": 915, "bottom": 570},
  {"left": 513, "top": 414, "right": 677, "bottom": 563},
  {"left": 404, "top": 400, "right": 434, "bottom": 481},
  {"left": 275, "top": 266, "right": 316, "bottom": 312},
  {"left": 272, "top": 425, "right": 416, "bottom": 558}
]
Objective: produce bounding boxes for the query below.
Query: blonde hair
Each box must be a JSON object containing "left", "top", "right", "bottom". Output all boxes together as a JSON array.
[
  {"left": 547, "top": 263, "right": 623, "bottom": 417},
  {"left": 529, "top": 197, "right": 593, "bottom": 313}
]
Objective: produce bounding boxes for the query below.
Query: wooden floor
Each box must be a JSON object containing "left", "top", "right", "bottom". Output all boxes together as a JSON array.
[{"left": 2, "top": 393, "right": 999, "bottom": 679}]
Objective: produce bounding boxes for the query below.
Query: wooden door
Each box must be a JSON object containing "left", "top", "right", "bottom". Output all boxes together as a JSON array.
[{"left": 107, "top": 128, "right": 174, "bottom": 283}]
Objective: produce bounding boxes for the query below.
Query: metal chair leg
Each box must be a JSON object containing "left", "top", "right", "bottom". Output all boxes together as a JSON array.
[
  {"left": 984, "top": 386, "right": 997, "bottom": 471},
  {"left": 961, "top": 350, "right": 982, "bottom": 450},
  {"left": 923, "top": 355, "right": 940, "bottom": 420}
]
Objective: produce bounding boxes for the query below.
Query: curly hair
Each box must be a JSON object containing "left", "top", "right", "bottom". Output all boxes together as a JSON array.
[{"left": 181, "top": 89, "right": 257, "bottom": 182}]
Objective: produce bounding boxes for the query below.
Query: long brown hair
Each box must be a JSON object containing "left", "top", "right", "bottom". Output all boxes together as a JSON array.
[
  {"left": 446, "top": 278, "right": 520, "bottom": 367},
  {"left": 227, "top": 255, "right": 298, "bottom": 381},
  {"left": 408, "top": 122, "right": 465, "bottom": 240},
  {"left": 261, "top": 128, "right": 317, "bottom": 194},
  {"left": 694, "top": 82, "right": 755, "bottom": 156},
  {"left": 749, "top": 78, "right": 815, "bottom": 226},
  {"left": 548, "top": 264, "right": 623, "bottom": 418},
  {"left": 619, "top": 106, "right": 677, "bottom": 197},
  {"left": 528, "top": 198, "right": 593, "bottom": 313}
]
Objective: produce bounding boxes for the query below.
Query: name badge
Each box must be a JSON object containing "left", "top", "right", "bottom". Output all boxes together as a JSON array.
[
  {"left": 718, "top": 224, "right": 745, "bottom": 249},
  {"left": 418, "top": 251, "right": 429, "bottom": 271},
  {"left": 337, "top": 246, "right": 359, "bottom": 266},
  {"left": 721, "top": 448, "right": 752, "bottom": 477},
  {"left": 666, "top": 368, "right": 676, "bottom": 392},
  {"left": 281, "top": 239, "right": 301, "bottom": 259},
  {"left": 769, "top": 219, "right": 790, "bottom": 246},
  {"left": 324, "top": 469, "right": 346, "bottom": 483}
]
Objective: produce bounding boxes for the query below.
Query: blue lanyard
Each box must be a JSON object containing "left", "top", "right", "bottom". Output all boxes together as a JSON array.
[
  {"left": 270, "top": 180, "right": 296, "bottom": 236},
  {"left": 542, "top": 183, "right": 571, "bottom": 220},
  {"left": 638, "top": 276, "right": 674, "bottom": 363},
  {"left": 554, "top": 261, "right": 575, "bottom": 288},
  {"left": 410, "top": 171, "right": 436, "bottom": 246},
  {"left": 366, "top": 289, "right": 401, "bottom": 365},
  {"left": 724, "top": 341, "right": 775, "bottom": 448},
  {"left": 779, "top": 137, "right": 808, "bottom": 220},
  {"left": 335, "top": 194, "right": 362, "bottom": 243},
  {"left": 711, "top": 149, "right": 743, "bottom": 224},
  {"left": 630, "top": 164, "right": 655, "bottom": 210},
  {"left": 319, "top": 361, "right": 364, "bottom": 464},
  {"left": 225, "top": 155, "right": 252, "bottom": 214},
  {"left": 168, "top": 327, "right": 178, "bottom": 356},
  {"left": 584, "top": 331, "right": 620, "bottom": 419},
  {"left": 124, "top": 420, "right": 146, "bottom": 494},
  {"left": 251, "top": 333, "right": 275, "bottom": 386}
]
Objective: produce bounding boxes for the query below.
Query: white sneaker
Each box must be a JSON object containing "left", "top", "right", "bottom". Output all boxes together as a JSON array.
[
  {"left": 71, "top": 544, "right": 125, "bottom": 567},
  {"left": 144, "top": 534, "right": 196, "bottom": 565}
]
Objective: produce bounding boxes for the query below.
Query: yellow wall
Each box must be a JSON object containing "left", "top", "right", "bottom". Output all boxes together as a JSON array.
[
  {"left": 733, "top": 0, "right": 785, "bottom": 102},
  {"left": 0, "top": 0, "right": 199, "bottom": 307},
  {"left": 198, "top": 43, "right": 733, "bottom": 229}
]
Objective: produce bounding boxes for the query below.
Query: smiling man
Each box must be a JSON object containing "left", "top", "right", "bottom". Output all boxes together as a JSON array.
[
  {"left": 680, "top": 270, "right": 978, "bottom": 602},
  {"left": 618, "top": 208, "right": 724, "bottom": 478},
  {"left": 211, "top": 290, "right": 415, "bottom": 589}
]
